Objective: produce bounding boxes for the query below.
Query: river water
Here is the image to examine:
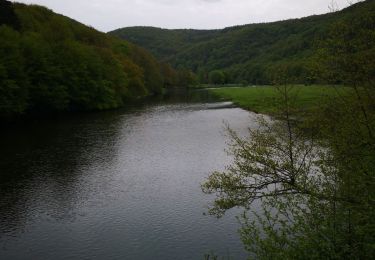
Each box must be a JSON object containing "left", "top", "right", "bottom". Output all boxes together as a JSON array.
[{"left": 0, "top": 92, "right": 258, "bottom": 259}]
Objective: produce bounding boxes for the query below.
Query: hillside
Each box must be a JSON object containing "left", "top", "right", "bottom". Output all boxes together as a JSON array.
[
  {"left": 0, "top": 0, "right": 180, "bottom": 117},
  {"left": 110, "top": 0, "right": 375, "bottom": 85}
]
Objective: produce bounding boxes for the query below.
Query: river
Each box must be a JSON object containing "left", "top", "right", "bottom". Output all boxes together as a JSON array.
[{"left": 0, "top": 91, "right": 258, "bottom": 259}]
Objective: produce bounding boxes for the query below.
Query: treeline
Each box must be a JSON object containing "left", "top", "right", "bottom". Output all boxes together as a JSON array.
[
  {"left": 0, "top": 0, "right": 195, "bottom": 118},
  {"left": 110, "top": 0, "right": 375, "bottom": 85},
  {"left": 109, "top": 26, "right": 221, "bottom": 61}
]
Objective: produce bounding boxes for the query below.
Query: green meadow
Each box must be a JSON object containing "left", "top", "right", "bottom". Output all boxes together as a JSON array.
[{"left": 209, "top": 85, "right": 351, "bottom": 114}]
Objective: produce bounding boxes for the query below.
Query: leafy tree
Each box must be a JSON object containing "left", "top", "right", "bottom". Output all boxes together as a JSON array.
[
  {"left": 209, "top": 70, "right": 225, "bottom": 85},
  {"left": 129, "top": 44, "right": 164, "bottom": 95},
  {"left": 0, "top": 25, "right": 28, "bottom": 116},
  {"left": 202, "top": 84, "right": 374, "bottom": 258},
  {"left": 0, "top": 1, "right": 184, "bottom": 118},
  {"left": 0, "top": 0, "right": 19, "bottom": 29},
  {"left": 312, "top": 8, "right": 375, "bottom": 256},
  {"left": 176, "top": 68, "right": 197, "bottom": 87},
  {"left": 202, "top": 85, "right": 323, "bottom": 215},
  {"left": 160, "top": 62, "right": 178, "bottom": 88},
  {"left": 202, "top": 5, "right": 375, "bottom": 257}
]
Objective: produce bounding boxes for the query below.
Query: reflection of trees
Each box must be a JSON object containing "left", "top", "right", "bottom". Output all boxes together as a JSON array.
[{"left": 0, "top": 111, "right": 124, "bottom": 237}]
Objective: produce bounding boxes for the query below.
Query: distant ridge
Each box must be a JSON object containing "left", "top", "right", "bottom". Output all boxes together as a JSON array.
[{"left": 110, "top": 0, "right": 375, "bottom": 84}]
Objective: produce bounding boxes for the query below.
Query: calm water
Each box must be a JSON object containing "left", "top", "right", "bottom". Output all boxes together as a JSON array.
[{"left": 0, "top": 93, "right": 258, "bottom": 259}]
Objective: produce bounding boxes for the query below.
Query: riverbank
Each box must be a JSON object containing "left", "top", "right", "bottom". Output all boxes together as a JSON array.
[{"left": 208, "top": 85, "right": 351, "bottom": 114}]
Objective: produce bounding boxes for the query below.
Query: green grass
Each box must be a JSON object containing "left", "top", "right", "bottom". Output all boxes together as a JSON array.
[{"left": 209, "top": 85, "right": 351, "bottom": 114}]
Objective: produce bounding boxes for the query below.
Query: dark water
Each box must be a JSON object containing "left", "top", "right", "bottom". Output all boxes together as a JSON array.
[{"left": 0, "top": 92, "right": 258, "bottom": 259}]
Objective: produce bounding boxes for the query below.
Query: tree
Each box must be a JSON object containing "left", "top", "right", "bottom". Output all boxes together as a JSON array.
[
  {"left": 0, "top": 1, "right": 171, "bottom": 117},
  {"left": 202, "top": 85, "right": 326, "bottom": 215},
  {"left": 129, "top": 44, "right": 164, "bottom": 95},
  {"left": 0, "top": 25, "right": 28, "bottom": 116},
  {"left": 209, "top": 70, "right": 225, "bottom": 85},
  {"left": 312, "top": 8, "right": 375, "bottom": 257},
  {"left": 202, "top": 84, "right": 374, "bottom": 258},
  {"left": 177, "top": 68, "right": 197, "bottom": 87},
  {"left": 160, "top": 62, "right": 178, "bottom": 88},
  {"left": 202, "top": 7, "right": 375, "bottom": 257},
  {"left": 0, "top": 0, "right": 20, "bottom": 29},
  {"left": 328, "top": 0, "right": 340, "bottom": 12}
]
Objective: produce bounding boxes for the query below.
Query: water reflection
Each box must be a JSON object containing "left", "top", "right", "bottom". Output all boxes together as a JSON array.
[
  {"left": 0, "top": 92, "right": 255, "bottom": 259},
  {"left": 0, "top": 112, "right": 123, "bottom": 235}
]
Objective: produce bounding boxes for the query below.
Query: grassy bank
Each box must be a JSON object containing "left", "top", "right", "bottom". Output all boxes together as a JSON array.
[{"left": 209, "top": 85, "right": 351, "bottom": 114}]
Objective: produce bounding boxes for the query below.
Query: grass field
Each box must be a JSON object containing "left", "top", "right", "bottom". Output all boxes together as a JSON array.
[{"left": 209, "top": 85, "right": 351, "bottom": 114}]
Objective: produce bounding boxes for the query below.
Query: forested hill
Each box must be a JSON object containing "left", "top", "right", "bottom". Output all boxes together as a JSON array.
[
  {"left": 0, "top": 0, "right": 185, "bottom": 118},
  {"left": 110, "top": 0, "right": 375, "bottom": 85}
]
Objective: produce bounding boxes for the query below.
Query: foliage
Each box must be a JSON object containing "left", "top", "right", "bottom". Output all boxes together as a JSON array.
[
  {"left": 109, "top": 26, "right": 221, "bottom": 61},
  {"left": 0, "top": 25, "right": 28, "bottom": 115},
  {"left": 202, "top": 85, "right": 324, "bottom": 216},
  {"left": 209, "top": 70, "right": 226, "bottom": 85},
  {"left": 0, "top": 0, "right": 19, "bottom": 29},
  {"left": 202, "top": 5, "right": 375, "bottom": 258},
  {"left": 0, "top": 1, "right": 183, "bottom": 117},
  {"left": 176, "top": 68, "right": 198, "bottom": 87},
  {"left": 129, "top": 44, "right": 164, "bottom": 95},
  {"left": 160, "top": 62, "right": 178, "bottom": 88},
  {"left": 110, "top": 1, "right": 375, "bottom": 85},
  {"left": 203, "top": 85, "right": 375, "bottom": 259}
]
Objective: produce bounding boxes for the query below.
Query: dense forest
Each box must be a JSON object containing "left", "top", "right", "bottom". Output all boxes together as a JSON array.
[
  {"left": 110, "top": 0, "right": 375, "bottom": 85},
  {"left": 0, "top": 0, "right": 195, "bottom": 118}
]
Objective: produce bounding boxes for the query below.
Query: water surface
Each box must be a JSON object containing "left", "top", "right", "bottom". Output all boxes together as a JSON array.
[{"left": 0, "top": 95, "right": 257, "bottom": 259}]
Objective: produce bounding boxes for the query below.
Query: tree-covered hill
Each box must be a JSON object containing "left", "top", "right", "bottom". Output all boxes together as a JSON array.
[
  {"left": 110, "top": 0, "right": 375, "bottom": 85},
  {"left": 110, "top": 26, "right": 221, "bottom": 61},
  {"left": 0, "top": 0, "right": 182, "bottom": 118}
]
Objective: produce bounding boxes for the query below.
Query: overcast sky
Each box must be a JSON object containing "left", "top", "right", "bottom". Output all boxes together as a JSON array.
[{"left": 13, "top": 0, "right": 352, "bottom": 32}]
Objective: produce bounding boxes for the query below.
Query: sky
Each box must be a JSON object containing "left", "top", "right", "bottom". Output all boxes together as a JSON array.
[{"left": 12, "top": 0, "right": 353, "bottom": 32}]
